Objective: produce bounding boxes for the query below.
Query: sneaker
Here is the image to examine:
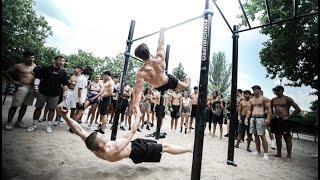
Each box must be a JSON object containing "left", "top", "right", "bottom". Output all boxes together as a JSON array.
[
  {"left": 54, "top": 121, "right": 60, "bottom": 126},
  {"left": 76, "top": 120, "right": 82, "bottom": 124},
  {"left": 144, "top": 121, "right": 147, "bottom": 125},
  {"left": 46, "top": 125, "right": 53, "bottom": 133},
  {"left": 137, "top": 128, "right": 141, "bottom": 132},
  {"left": 15, "top": 121, "right": 27, "bottom": 128},
  {"left": 180, "top": 127, "right": 182, "bottom": 133},
  {"left": 4, "top": 122, "right": 13, "bottom": 131},
  {"left": 150, "top": 123, "right": 154, "bottom": 127},
  {"left": 141, "top": 124, "right": 144, "bottom": 129},
  {"left": 120, "top": 126, "right": 125, "bottom": 131},
  {"left": 247, "top": 148, "right": 252, "bottom": 152},
  {"left": 146, "top": 125, "right": 150, "bottom": 130},
  {"left": 38, "top": 118, "right": 45, "bottom": 122},
  {"left": 271, "top": 140, "right": 276, "bottom": 150},
  {"left": 262, "top": 154, "right": 269, "bottom": 160},
  {"left": 224, "top": 133, "right": 229, "bottom": 137},
  {"left": 128, "top": 127, "right": 131, "bottom": 131},
  {"left": 108, "top": 120, "right": 113, "bottom": 124},
  {"left": 26, "top": 125, "right": 37, "bottom": 132},
  {"left": 185, "top": 128, "right": 187, "bottom": 134}
]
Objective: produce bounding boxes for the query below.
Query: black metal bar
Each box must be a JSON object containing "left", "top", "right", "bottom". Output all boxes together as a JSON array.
[
  {"left": 110, "top": 20, "right": 135, "bottom": 140},
  {"left": 2, "top": 83, "right": 9, "bottom": 105},
  {"left": 264, "top": 0, "right": 272, "bottom": 23},
  {"left": 123, "top": 52, "right": 143, "bottom": 62},
  {"left": 293, "top": 0, "right": 298, "bottom": 18},
  {"left": 155, "top": 45, "right": 170, "bottom": 140},
  {"left": 191, "top": 0, "right": 212, "bottom": 179},
  {"left": 235, "top": 11, "right": 318, "bottom": 33},
  {"left": 227, "top": 25, "right": 239, "bottom": 167},
  {"left": 238, "top": 0, "right": 251, "bottom": 28},
  {"left": 131, "top": 15, "right": 204, "bottom": 43},
  {"left": 212, "top": 0, "right": 233, "bottom": 33}
]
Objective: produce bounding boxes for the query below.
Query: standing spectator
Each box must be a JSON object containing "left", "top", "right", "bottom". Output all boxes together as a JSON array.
[
  {"left": 3, "top": 51, "right": 37, "bottom": 130},
  {"left": 27, "top": 55, "right": 68, "bottom": 133}
]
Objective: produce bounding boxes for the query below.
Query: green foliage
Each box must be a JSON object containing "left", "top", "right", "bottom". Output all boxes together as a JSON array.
[
  {"left": 238, "top": 0, "right": 318, "bottom": 95},
  {"left": 172, "top": 62, "right": 190, "bottom": 92},
  {"left": 208, "top": 52, "right": 232, "bottom": 98},
  {"left": 2, "top": 0, "right": 54, "bottom": 69},
  {"left": 310, "top": 100, "right": 318, "bottom": 112}
]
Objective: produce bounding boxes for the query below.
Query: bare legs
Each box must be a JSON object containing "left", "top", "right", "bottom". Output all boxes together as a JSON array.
[{"left": 161, "top": 142, "right": 193, "bottom": 154}]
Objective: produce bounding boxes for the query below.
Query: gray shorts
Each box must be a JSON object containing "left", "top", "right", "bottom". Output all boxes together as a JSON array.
[
  {"left": 141, "top": 102, "right": 151, "bottom": 111},
  {"left": 249, "top": 116, "right": 266, "bottom": 135},
  {"left": 181, "top": 105, "right": 190, "bottom": 113},
  {"left": 11, "top": 85, "right": 34, "bottom": 107},
  {"left": 35, "top": 93, "right": 60, "bottom": 110}
]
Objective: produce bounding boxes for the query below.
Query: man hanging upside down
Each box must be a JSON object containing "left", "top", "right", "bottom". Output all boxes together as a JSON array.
[
  {"left": 56, "top": 105, "right": 192, "bottom": 164},
  {"left": 132, "top": 28, "right": 190, "bottom": 117}
]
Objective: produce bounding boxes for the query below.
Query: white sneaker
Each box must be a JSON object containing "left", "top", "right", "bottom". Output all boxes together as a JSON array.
[
  {"left": 26, "top": 125, "right": 37, "bottom": 132},
  {"left": 46, "top": 125, "right": 53, "bottom": 133},
  {"left": 271, "top": 140, "right": 277, "bottom": 149},
  {"left": 4, "top": 123, "right": 13, "bottom": 131},
  {"left": 262, "top": 154, "right": 269, "bottom": 160}
]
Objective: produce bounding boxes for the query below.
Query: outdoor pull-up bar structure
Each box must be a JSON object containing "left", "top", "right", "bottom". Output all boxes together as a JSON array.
[{"left": 211, "top": 0, "right": 318, "bottom": 168}]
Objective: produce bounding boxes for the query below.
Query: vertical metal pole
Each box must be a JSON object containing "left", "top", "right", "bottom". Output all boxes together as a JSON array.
[
  {"left": 191, "top": 0, "right": 212, "bottom": 179},
  {"left": 227, "top": 25, "right": 239, "bottom": 166},
  {"left": 111, "top": 20, "right": 135, "bottom": 140},
  {"left": 155, "top": 45, "right": 170, "bottom": 139}
]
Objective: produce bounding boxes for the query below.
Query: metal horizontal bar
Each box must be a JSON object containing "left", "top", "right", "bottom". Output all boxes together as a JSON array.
[
  {"left": 212, "top": 0, "right": 233, "bottom": 33},
  {"left": 238, "top": 0, "right": 251, "bottom": 28},
  {"left": 123, "top": 52, "right": 143, "bottom": 62},
  {"left": 235, "top": 11, "right": 318, "bottom": 33},
  {"left": 131, "top": 14, "right": 204, "bottom": 43}
]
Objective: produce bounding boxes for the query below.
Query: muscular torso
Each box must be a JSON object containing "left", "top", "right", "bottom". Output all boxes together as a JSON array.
[
  {"left": 272, "top": 96, "right": 291, "bottom": 119},
  {"left": 101, "top": 79, "right": 115, "bottom": 97},
  {"left": 171, "top": 93, "right": 182, "bottom": 106},
  {"left": 240, "top": 99, "right": 250, "bottom": 116},
  {"left": 190, "top": 93, "right": 198, "bottom": 105},
  {"left": 139, "top": 59, "right": 167, "bottom": 88},
  {"left": 94, "top": 139, "right": 131, "bottom": 162},
  {"left": 250, "top": 96, "right": 266, "bottom": 116},
  {"left": 123, "top": 85, "right": 131, "bottom": 99},
  {"left": 10, "top": 63, "right": 36, "bottom": 86}
]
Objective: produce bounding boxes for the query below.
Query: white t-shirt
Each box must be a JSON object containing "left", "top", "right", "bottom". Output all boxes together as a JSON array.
[
  {"left": 62, "top": 89, "right": 76, "bottom": 109},
  {"left": 74, "top": 74, "right": 88, "bottom": 103}
]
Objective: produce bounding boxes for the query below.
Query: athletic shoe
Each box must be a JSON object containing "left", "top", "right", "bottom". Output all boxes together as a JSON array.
[
  {"left": 46, "top": 125, "right": 53, "bottom": 133},
  {"left": 271, "top": 140, "right": 276, "bottom": 150},
  {"left": 141, "top": 124, "right": 144, "bottom": 129},
  {"left": 180, "top": 127, "right": 183, "bottom": 133},
  {"left": 38, "top": 118, "right": 45, "bottom": 122},
  {"left": 146, "top": 125, "right": 150, "bottom": 130},
  {"left": 15, "top": 121, "right": 27, "bottom": 128},
  {"left": 26, "top": 125, "right": 37, "bottom": 132},
  {"left": 144, "top": 121, "right": 147, "bottom": 125},
  {"left": 262, "top": 154, "right": 269, "bottom": 160},
  {"left": 150, "top": 123, "right": 154, "bottom": 127},
  {"left": 4, "top": 123, "right": 13, "bottom": 131},
  {"left": 108, "top": 120, "right": 113, "bottom": 124},
  {"left": 76, "top": 120, "right": 82, "bottom": 124},
  {"left": 137, "top": 128, "right": 141, "bottom": 132},
  {"left": 120, "top": 126, "right": 125, "bottom": 131},
  {"left": 128, "top": 127, "right": 131, "bottom": 131},
  {"left": 224, "top": 133, "right": 229, "bottom": 137},
  {"left": 185, "top": 128, "right": 187, "bottom": 134},
  {"left": 247, "top": 148, "right": 252, "bottom": 152}
]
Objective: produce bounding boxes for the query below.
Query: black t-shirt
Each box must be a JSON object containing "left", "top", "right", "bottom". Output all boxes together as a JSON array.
[{"left": 35, "top": 65, "right": 68, "bottom": 97}]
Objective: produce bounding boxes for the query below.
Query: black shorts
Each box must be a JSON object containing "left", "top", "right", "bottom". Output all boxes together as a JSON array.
[
  {"left": 155, "top": 74, "right": 178, "bottom": 92},
  {"left": 151, "top": 103, "right": 155, "bottom": 112},
  {"left": 120, "top": 99, "right": 129, "bottom": 113},
  {"left": 237, "top": 116, "right": 248, "bottom": 134},
  {"left": 76, "top": 103, "right": 85, "bottom": 110},
  {"left": 212, "top": 114, "right": 223, "bottom": 124},
  {"left": 205, "top": 109, "right": 213, "bottom": 123},
  {"left": 100, "top": 97, "right": 111, "bottom": 115},
  {"left": 129, "top": 138, "right": 162, "bottom": 164},
  {"left": 112, "top": 99, "right": 117, "bottom": 107},
  {"left": 191, "top": 105, "right": 197, "bottom": 117},
  {"left": 170, "top": 105, "right": 180, "bottom": 119},
  {"left": 270, "top": 117, "right": 292, "bottom": 135}
]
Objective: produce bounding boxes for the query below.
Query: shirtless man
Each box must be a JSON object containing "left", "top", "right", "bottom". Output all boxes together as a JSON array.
[
  {"left": 270, "top": 85, "right": 301, "bottom": 158},
  {"left": 189, "top": 86, "right": 199, "bottom": 133},
  {"left": 119, "top": 82, "right": 132, "bottom": 131},
  {"left": 131, "top": 28, "right": 190, "bottom": 118},
  {"left": 56, "top": 104, "right": 193, "bottom": 164},
  {"left": 3, "top": 51, "right": 37, "bottom": 130},
  {"left": 169, "top": 90, "right": 182, "bottom": 132},
  {"left": 91, "top": 70, "right": 115, "bottom": 132},
  {"left": 245, "top": 85, "right": 271, "bottom": 160},
  {"left": 150, "top": 87, "right": 158, "bottom": 127},
  {"left": 235, "top": 90, "right": 252, "bottom": 151}
]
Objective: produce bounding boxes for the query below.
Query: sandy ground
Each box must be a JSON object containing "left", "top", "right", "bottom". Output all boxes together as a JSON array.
[{"left": 2, "top": 95, "right": 318, "bottom": 180}]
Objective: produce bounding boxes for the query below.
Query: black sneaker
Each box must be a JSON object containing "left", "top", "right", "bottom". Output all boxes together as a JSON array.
[
  {"left": 180, "top": 127, "right": 182, "bottom": 133},
  {"left": 128, "top": 127, "right": 131, "bottom": 131},
  {"left": 146, "top": 125, "right": 150, "bottom": 130},
  {"left": 144, "top": 121, "right": 147, "bottom": 125},
  {"left": 185, "top": 128, "right": 187, "bottom": 134},
  {"left": 150, "top": 123, "right": 154, "bottom": 127},
  {"left": 224, "top": 133, "right": 229, "bottom": 137},
  {"left": 76, "top": 120, "right": 82, "bottom": 124},
  {"left": 120, "top": 126, "right": 125, "bottom": 131},
  {"left": 141, "top": 124, "right": 144, "bottom": 129},
  {"left": 108, "top": 120, "right": 113, "bottom": 124},
  {"left": 137, "top": 128, "right": 141, "bottom": 132}
]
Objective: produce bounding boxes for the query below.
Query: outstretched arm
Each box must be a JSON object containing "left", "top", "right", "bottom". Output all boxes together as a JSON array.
[
  {"left": 56, "top": 105, "right": 89, "bottom": 141},
  {"left": 156, "top": 28, "right": 165, "bottom": 66}
]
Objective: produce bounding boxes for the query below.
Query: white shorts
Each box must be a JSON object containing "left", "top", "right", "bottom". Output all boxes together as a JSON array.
[{"left": 11, "top": 85, "right": 34, "bottom": 107}]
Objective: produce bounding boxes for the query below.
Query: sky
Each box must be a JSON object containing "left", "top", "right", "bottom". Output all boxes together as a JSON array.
[{"left": 33, "top": 0, "right": 317, "bottom": 111}]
